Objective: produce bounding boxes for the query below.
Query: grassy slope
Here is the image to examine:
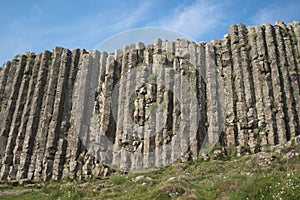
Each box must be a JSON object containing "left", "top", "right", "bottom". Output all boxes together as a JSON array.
[{"left": 1, "top": 141, "right": 300, "bottom": 200}]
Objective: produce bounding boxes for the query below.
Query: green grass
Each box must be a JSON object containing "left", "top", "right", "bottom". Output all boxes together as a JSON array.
[
  {"left": 230, "top": 171, "right": 300, "bottom": 199},
  {"left": 1, "top": 143, "right": 300, "bottom": 200}
]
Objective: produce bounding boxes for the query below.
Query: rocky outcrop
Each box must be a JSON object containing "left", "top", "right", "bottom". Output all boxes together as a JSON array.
[
  {"left": 0, "top": 21, "right": 299, "bottom": 181},
  {"left": 218, "top": 21, "right": 300, "bottom": 155}
]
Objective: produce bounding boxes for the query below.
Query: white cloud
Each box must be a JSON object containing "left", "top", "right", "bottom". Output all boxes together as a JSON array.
[
  {"left": 252, "top": 1, "right": 300, "bottom": 25},
  {"left": 71, "top": 1, "right": 154, "bottom": 49},
  {"left": 108, "top": 1, "right": 153, "bottom": 32},
  {"left": 152, "top": 0, "right": 223, "bottom": 40}
]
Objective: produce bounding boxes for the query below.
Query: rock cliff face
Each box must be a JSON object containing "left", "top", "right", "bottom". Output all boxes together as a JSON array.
[{"left": 0, "top": 21, "right": 299, "bottom": 181}]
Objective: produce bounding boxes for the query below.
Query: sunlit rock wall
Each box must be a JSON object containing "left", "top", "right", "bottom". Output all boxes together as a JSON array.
[{"left": 0, "top": 21, "right": 299, "bottom": 181}]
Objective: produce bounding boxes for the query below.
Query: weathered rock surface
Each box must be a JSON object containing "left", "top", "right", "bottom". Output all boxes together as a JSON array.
[{"left": 0, "top": 21, "right": 299, "bottom": 181}]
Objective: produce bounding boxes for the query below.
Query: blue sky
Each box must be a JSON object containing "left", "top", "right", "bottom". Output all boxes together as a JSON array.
[{"left": 0, "top": 0, "right": 299, "bottom": 65}]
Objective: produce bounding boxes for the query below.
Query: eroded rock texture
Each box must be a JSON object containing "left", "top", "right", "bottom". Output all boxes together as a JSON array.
[{"left": 0, "top": 21, "right": 299, "bottom": 181}]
